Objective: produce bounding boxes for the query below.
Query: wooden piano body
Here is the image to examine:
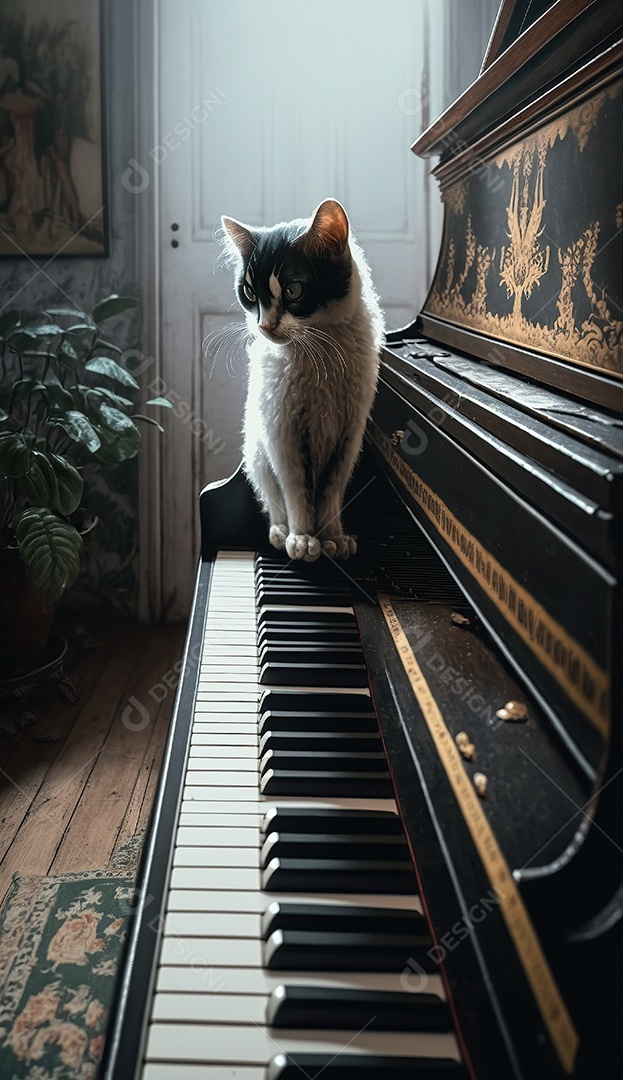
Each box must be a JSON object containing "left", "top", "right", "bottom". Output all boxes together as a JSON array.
[{"left": 103, "top": 3, "right": 623, "bottom": 1077}]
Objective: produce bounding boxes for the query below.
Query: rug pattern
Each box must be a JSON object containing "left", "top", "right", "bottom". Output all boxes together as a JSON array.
[{"left": 0, "top": 835, "right": 144, "bottom": 1080}]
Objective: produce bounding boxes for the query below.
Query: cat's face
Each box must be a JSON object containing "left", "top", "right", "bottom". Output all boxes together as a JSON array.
[{"left": 221, "top": 199, "right": 352, "bottom": 344}]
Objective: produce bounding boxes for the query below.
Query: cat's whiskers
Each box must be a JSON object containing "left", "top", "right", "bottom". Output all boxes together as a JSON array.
[
  {"left": 299, "top": 325, "right": 348, "bottom": 380},
  {"left": 202, "top": 322, "right": 250, "bottom": 379}
]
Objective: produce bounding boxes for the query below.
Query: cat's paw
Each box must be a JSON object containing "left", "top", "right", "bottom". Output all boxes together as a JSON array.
[
  {"left": 269, "top": 524, "right": 288, "bottom": 550},
  {"left": 286, "top": 533, "right": 321, "bottom": 562},
  {"left": 324, "top": 534, "right": 357, "bottom": 559}
]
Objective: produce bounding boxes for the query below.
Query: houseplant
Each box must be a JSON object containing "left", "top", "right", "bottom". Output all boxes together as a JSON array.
[{"left": 0, "top": 294, "right": 169, "bottom": 675}]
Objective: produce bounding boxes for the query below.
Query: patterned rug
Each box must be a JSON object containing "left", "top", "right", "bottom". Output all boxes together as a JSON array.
[{"left": 0, "top": 834, "right": 145, "bottom": 1080}]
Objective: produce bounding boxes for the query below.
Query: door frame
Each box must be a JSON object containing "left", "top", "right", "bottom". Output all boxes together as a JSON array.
[{"left": 133, "top": 0, "right": 164, "bottom": 622}]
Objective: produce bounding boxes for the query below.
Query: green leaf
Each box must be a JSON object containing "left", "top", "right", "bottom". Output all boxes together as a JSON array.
[
  {"left": 22, "top": 450, "right": 58, "bottom": 507},
  {"left": 16, "top": 507, "right": 83, "bottom": 604},
  {"left": 93, "top": 338, "right": 123, "bottom": 354},
  {"left": 45, "top": 384, "right": 75, "bottom": 411},
  {"left": 7, "top": 330, "right": 39, "bottom": 351},
  {"left": 59, "top": 340, "right": 79, "bottom": 362},
  {"left": 24, "top": 324, "right": 66, "bottom": 338},
  {"left": 0, "top": 407, "right": 8, "bottom": 422},
  {"left": 0, "top": 310, "right": 20, "bottom": 337},
  {"left": 44, "top": 310, "right": 96, "bottom": 333},
  {"left": 86, "top": 386, "right": 134, "bottom": 408},
  {"left": 13, "top": 378, "right": 45, "bottom": 405},
  {"left": 93, "top": 410, "right": 141, "bottom": 463},
  {"left": 145, "top": 396, "right": 173, "bottom": 408},
  {"left": 84, "top": 356, "right": 139, "bottom": 389},
  {"left": 91, "top": 294, "right": 137, "bottom": 324},
  {"left": 45, "top": 307, "right": 91, "bottom": 322},
  {"left": 50, "top": 410, "right": 101, "bottom": 452},
  {"left": 132, "top": 414, "right": 165, "bottom": 432},
  {"left": 0, "top": 433, "right": 31, "bottom": 478},
  {"left": 49, "top": 453, "right": 83, "bottom": 515},
  {"left": 98, "top": 402, "right": 138, "bottom": 433}
]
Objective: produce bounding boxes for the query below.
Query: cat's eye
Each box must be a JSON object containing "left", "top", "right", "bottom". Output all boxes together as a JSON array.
[
  {"left": 243, "top": 282, "right": 256, "bottom": 303},
  {"left": 284, "top": 281, "right": 303, "bottom": 302}
]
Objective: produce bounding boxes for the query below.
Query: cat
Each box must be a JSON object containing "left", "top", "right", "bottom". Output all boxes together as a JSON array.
[{"left": 221, "top": 198, "right": 384, "bottom": 562}]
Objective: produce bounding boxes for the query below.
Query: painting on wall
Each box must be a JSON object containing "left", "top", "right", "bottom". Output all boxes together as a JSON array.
[{"left": 0, "top": 0, "right": 108, "bottom": 257}]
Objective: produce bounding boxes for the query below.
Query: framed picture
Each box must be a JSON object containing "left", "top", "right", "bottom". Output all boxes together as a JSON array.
[{"left": 0, "top": 0, "right": 108, "bottom": 257}]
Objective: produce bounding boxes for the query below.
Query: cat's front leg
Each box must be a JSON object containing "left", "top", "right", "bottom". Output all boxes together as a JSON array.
[
  {"left": 270, "top": 445, "right": 321, "bottom": 562},
  {"left": 315, "top": 433, "right": 362, "bottom": 558},
  {"left": 244, "top": 443, "right": 288, "bottom": 550}
]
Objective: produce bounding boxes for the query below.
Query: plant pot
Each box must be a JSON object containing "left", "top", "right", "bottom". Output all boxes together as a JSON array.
[
  {"left": 0, "top": 634, "right": 75, "bottom": 704},
  {"left": 0, "top": 510, "right": 99, "bottom": 679},
  {"left": 0, "top": 548, "right": 54, "bottom": 678}
]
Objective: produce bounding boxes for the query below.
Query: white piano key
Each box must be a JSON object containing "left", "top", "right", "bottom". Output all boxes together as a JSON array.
[
  {"left": 156, "top": 964, "right": 445, "bottom": 998},
  {"left": 197, "top": 673, "right": 259, "bottom": 684},
  {"left": 144, "top": 1066, "right": 263, "bottom": 1080},
  {"left": 166, "top": 888, "right": 421, "bottom": 914},
  {"left": 192, "top": 720, "right": 259, "bottom": 730},
  {"left": 146, "top": 1022, "right": 460, "bottom": 1064},
  {"left": 189, "top": 742, "right": 257, "bottom": 755},
  {"left": 195, "top": 691, "right": 259, "bottom": 701},
  {"left": 178, "top": 813, "right": 261, "bottom": 828},
  {"left": 175, "top": 827, "right": 258, "bottom": 847},
  {"left": 184, "top": 771, "right": 258, "bottom": 787},
  {"left": 158, "top": 936, "right": 263, "bottom": 968},
  {"left": 193, "top": 701, "right": 258, "bottom": 712},
  {"left": 182, "top": 788, "right": 259, "bottom": 803},
  {"left": 170, "top": 866, "right": 261, "bottom": 890},
  {"left": 151, "top": 992, "right": 266, "bottom": 1024},
  {"left": 185, "top": 756, "right": 258, "bottom": 770},
  {"left": 164, "top": 911, "right": 260, "bottom": 939},
  {"left": 173, "top": 846, "right": 259, "bottom": 869},
  {"left": 190, "top": 734, "right": 257, "bottom": 746}
]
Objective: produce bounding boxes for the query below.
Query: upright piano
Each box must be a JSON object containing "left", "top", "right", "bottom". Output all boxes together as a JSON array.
[{"left": 103, "top": 2, "right": 623, "bottom": 1077}]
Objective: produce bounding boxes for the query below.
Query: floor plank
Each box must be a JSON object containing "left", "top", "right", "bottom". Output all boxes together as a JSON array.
[{"left": 0, "top": 617, "right": 187, "bottom": 907}]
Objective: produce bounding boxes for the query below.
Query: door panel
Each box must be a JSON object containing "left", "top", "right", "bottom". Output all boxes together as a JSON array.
[{"left": 158, "top": 0, "right": 445, "bottom": 617}]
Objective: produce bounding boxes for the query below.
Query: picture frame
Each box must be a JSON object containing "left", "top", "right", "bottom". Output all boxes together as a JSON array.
[{"left": 0, "top": 0, "right": 109, "bottom": 258}]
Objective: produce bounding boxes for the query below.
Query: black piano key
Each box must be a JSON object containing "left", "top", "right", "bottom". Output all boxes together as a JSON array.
[
  {"left": 261, "top": 808, "right": 404, "bottom": 835},
  {"left": 262, "top": 902, "right": 427, "bottom": 938},
  {"left": 259, "top": 661, "right": 368, "bottom": 688},
  {"left": 257, "top": 610, "right": 356, "bottom": 628},
  {"left": 266, "top": 1053, "right": 466, "bottom": 1078},
  {"left": 257, "top": 627, "right": 360, "bottom": 645},
  {"left": 263, "top": 929, "right": 434, "bottom": 971},
  {"left": 266, "top": 986, "right": 451, "bottom": 1032},
  {"left": 262, "top": 857, "right": 415, "bottom": 894},
  {"left": 259, "top": 691, "right": 374, "bottom": 714},
  {"left": 259, "top": 646, "right": 364, "bottom": 667},
  {"left": 258, "top": 710, "right": 378, "bottom": 734},
  {"left": 261, "top": 832, "right": 409, "bottom": 866},
  {"left": 259, "top": 731, "right": 382, "bottom": 754},
  {"left": 255, "top": 571, "right": 349, "bottom": 589},
  {"left": 257, "top": 586, "right": 351, "bottom": 607},
  {"left": 260, "top": 750, "right": 388, "bottom": 774},
  {"left": 260, "top": 769, "right": 393, "bottom": 798}
]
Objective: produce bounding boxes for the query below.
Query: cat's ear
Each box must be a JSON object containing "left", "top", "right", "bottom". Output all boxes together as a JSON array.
[
  {"left": 300, "top": 199, "right": 349, "bottom": 257},
  {"left": 221, "top": 216, "right": 256, "bottom": 260}
]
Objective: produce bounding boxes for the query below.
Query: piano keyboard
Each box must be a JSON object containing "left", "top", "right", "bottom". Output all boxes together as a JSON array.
[{"left": 142, "top": 551, "right": 466, "bottom": 1079}]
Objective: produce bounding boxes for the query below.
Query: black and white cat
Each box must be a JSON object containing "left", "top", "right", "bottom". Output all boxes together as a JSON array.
[{"left": 221, "top": 198, "right": 384, "bottom": 562}]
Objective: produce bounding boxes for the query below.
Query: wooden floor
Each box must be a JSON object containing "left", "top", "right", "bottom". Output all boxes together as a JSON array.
[{"left": 0, "top": 616, "right": 187, "bottom": 908}]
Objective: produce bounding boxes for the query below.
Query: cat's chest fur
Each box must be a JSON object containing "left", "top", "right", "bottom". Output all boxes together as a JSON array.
[{"left": 246, "top": 316, "right": 377, "bottom": 471}]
